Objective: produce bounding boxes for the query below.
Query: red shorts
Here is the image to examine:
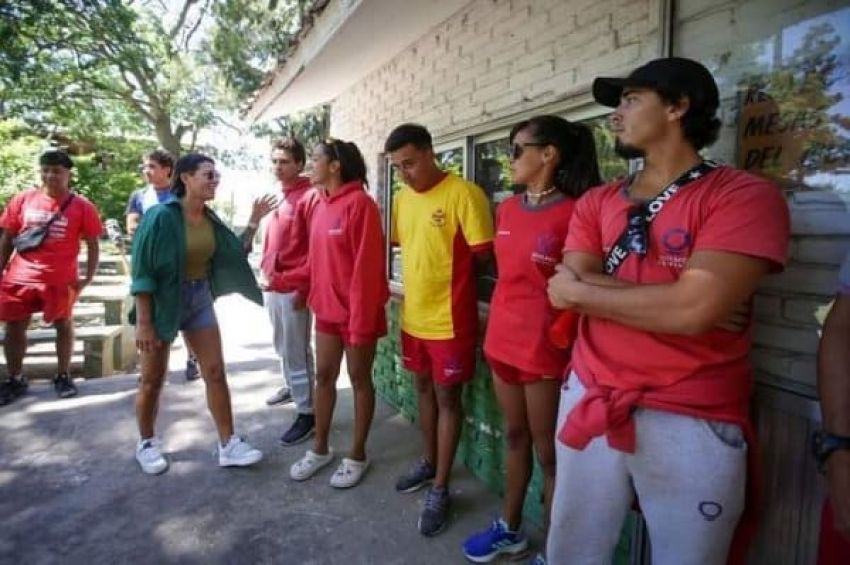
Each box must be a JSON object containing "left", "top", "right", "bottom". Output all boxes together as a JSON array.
[
  {"left": 401, "top": 331, "right": 476, "bottom": 387},
  {"left": 485, "top": 355, "right": 561, "bottom": 385},
  {"left": 0, "top": 281, "right": 79, "bottom": 323},
  {"left": 315, "top": 319, "right": 384, "bottom": 347},
  {"left": 818, "top": 499, "right": 850, "bottom": 565}
]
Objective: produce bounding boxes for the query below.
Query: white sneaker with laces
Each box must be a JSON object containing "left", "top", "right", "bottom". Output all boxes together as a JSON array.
[
  {"left": 218, "top": 436, "right": 263, "bottom": 467},
  {"left": 136, "top": 437, "right": 168, "bottom": 475},
  {"left": 290, "top": 449, "right": 334, "bottom": 481}
]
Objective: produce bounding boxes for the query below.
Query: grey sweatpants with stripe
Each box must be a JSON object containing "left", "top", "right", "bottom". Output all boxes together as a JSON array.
[
  {"left": 547, "top": 373, "right": 747, "bottom": 565},
  {"left": 265, "top": 290, "right": 314, "bottom": 415}
]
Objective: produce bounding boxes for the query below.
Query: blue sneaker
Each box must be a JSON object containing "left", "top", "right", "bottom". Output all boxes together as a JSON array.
[{"left": 462, "top": 518, "right": 528, "bottom": 563}]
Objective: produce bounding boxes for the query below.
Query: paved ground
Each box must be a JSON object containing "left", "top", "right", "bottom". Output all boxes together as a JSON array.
[{"left": 0, "top": 295, "right": 536, "bottom": 565}]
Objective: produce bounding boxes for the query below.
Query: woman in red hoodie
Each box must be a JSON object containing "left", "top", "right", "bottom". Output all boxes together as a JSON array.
[{"left": 288, "top": 138, "right": 389, "bottom": 488}]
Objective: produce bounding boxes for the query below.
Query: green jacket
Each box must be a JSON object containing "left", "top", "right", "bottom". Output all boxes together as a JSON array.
[{"left": 129, "top": 199, "right": 263, "bottom": 342}]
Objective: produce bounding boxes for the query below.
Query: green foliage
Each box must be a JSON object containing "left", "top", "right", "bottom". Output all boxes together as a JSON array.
[
  {"left": 250, "top": 104, "right": 330, "bottom": 152},
  {"left": 72, "top": 141, "right": 149, "bottom": 222},
  {"left": 205, "top": 0, "right": 312, "bottom": 101},
  {"left": 0, "top": 119, "right": 148, "bottom": 220},
  {"left": 0, "top": 120, "right": 45, "bottom": 207},
  {"left": 0, "top": 0, "right": 217, "bottom": 154}
]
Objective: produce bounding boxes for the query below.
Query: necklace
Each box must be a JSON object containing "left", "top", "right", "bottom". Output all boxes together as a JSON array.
[{"left": 525, "top": 186, "right": 557, "bottom": 203}]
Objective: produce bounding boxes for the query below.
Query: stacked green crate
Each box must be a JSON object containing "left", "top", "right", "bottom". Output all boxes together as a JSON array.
[
  {"left": 374, "top": 298, "right": 641, "bottom": 564},
  {"left": 373, "top": 338, "right": 398, "bottom": 407}
]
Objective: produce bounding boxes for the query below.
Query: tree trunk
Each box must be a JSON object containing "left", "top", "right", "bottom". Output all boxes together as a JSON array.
[{"left": 153, "top": 112, "right": 182, "bottom": 156}]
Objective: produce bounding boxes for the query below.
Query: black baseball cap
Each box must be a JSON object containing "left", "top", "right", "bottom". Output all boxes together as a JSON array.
[{"left": 592, "top": 57, "right": 719, "bottom": 111}]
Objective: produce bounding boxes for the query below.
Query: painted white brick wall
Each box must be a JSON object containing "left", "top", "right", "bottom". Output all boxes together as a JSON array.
[
  {"left": 331, "top": 0, "right": 659, "bottom": 189},
  {"left": 328, "top": 0, "right": 849, "bottom": 396}
]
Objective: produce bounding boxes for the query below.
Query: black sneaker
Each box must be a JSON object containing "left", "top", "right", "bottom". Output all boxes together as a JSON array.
[
  {"left": 395, "top": 457, "right": 436, "bottom": 493},
  {"left": 185, "top": 357, "right": 201, "bottom": 381},
  {"left": 0, "top": 376, "right": 28, "bottom": 406},
  {"left": 279, "top": 414, "right": 315, "bottom": 446},
  {"left": 418, "top": 485, "right": 450, "bottom": 536},
  {"left": 53, "top": 373, "right": 78, "bottom": 399}
]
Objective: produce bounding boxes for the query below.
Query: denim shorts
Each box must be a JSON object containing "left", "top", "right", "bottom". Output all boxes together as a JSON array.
[{"left": 179, "top": 280, "right": 217, "bottom": 332}]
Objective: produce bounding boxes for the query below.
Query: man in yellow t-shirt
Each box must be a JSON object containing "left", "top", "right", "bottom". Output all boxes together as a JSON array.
[{"left": 385, "top": 123, "right": 494, "bottom": 537}]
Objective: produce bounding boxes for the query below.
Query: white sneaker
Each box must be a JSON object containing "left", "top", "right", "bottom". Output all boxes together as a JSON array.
[
  {"left": 266, "top": 387, "right": 293, "bottom": 406},
  {"left": 218, "top": 436, "right": 263, "bottom": 467},
  {"left": 290, "top": 448, "right": 334, "bottom": 481},
  {"left": 135, "top": 437, "right": 168, "bottom": 475}
]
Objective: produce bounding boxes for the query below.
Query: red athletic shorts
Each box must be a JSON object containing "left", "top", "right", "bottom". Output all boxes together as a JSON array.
[
  {"left": 315, "top": 319, "right": 385, "bottom": 347},
  {"left": 485, "top": 355, "right": 562, "bottom": 385},
  {"left": 401, "top": 331, "right": 476, "bottom": 387},
  {"left": 0, "top": 281, "right": 79, "bottom": 323}
]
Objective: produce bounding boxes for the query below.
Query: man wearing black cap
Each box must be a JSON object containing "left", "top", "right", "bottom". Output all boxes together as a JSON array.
[
  {"left": 0, "top": 150, "right": 103, "bottom": 403},
  {"left": 545, "top": 58, "right": 791, "bottom": 563}
]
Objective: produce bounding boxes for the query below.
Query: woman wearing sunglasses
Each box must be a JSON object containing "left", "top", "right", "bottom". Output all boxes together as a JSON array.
[
  {"left": 131, "top": 153, "right": 264, "bottom": 475},
  {"left": 462, "top": 116, "right": 601, "bottom": 564},
  {"left": 284, "top": 139, "right": 389, "bottom": 488}
]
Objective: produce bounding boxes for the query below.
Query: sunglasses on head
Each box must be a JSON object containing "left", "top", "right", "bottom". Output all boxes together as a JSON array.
[
  {"left": 510, "top": 142, "right": 548, "bottom": 160},
  {"left": 625, "top": 205, "right": 649, "bottom": 256},
  {"left": 324, "top": 138, "right": 340, "bottom": 160}
]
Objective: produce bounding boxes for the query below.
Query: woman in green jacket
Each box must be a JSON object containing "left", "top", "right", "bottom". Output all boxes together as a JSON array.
[{"left": 131, "top": 153, "right": 264, "bottom": 475}]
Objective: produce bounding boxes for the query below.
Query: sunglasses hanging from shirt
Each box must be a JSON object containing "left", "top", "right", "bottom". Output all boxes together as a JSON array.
[
  {"left": 603, "top": 159, "right": 719, "bottom": 275},
  {"left": 548, "top": 160, "right": 719, "bottom": 349},
  {"left": 12, "top": 193, "right": 76, "bottom": 253}
]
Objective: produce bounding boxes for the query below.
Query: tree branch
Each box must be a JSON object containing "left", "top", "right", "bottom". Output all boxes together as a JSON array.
[
  {"left": 181, "top": 0, "right": 211, "bottom": 50},
  {"left": 169, "top": 0, "right": 199, "bottom": 40}
]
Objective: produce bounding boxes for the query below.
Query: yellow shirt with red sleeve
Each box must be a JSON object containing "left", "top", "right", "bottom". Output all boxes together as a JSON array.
[{"left": 391, "top": 173, "right": 494, "bottom": 340}]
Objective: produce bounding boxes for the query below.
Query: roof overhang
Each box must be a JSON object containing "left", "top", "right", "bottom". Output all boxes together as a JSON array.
[{"left": 245, "top": 0, "right": 471, "bottom": 122}]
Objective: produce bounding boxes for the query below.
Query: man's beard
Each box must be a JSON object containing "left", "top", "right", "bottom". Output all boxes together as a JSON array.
[{"left": 614, "top": 139, "right": 645, "bottom": 159}]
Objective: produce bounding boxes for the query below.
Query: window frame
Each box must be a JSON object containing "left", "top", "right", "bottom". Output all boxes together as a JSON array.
[{"left": 382, "top": 93, "right": 631, "bottom": 300}]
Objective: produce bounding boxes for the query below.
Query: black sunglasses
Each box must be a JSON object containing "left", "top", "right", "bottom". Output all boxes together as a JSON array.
[
  {"left": 510, "top": 142, "right": 548, "bottom": 160},
  {"left": 625, "top": 205, "right": 649, "bottom": 256}
]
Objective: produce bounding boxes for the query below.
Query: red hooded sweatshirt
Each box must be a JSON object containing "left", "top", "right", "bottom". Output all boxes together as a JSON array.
[
  {"left": 282, "top": 181, "right": 388, "bottom": 344},
  {"left": 261, "top": 176, "right": 320, "bottom": 293}
]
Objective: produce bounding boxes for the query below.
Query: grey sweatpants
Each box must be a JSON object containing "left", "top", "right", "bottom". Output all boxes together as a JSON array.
[
  {"left": 265, "top": 290, "right": 315, "bottom": 415},
  {"left": 547, "top": 373, "right": 747, "bottom": 565}
]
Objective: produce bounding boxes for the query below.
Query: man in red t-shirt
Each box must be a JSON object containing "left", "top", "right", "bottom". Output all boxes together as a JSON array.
[
  {"left": 545, "top": 58, "right": 790, "bottom": 564},
  {"left": 0, "top": 150, "right": 103, "bottom": 403},
  {"left": 258, "top": 138, "right": 320, "bottom": 446}
]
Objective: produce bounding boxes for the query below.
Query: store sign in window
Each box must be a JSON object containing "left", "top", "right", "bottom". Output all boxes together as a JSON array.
[{"left": 732, "top": 7, "right": 850, "bottom": 191}]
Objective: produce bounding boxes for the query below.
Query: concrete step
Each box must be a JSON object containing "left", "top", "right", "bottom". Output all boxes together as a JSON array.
[
  {"left": 3, "top": 355, "right": 86, "bottom": 379},
  {"left": 30, "top": 303, "right": 106, "bottom": 326},
  {"left": 2, "top": 341, "right": 84, "bottom": 357},
  {"left": 0, "top": 325, "right": 125, "bottom": 345}
]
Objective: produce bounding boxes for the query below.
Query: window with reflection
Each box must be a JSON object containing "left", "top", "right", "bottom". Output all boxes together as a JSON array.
[{"left": 677, "top": 1, "right": 850, "bottom": 192}]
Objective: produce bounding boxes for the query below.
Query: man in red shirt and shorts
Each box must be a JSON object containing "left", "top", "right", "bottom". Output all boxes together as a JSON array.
[
  {"left": 0, "top": 150, "right": 103, "bottom": 404},
  {"left": 546, "top": 58, "right": 790, "bottom": 564}
]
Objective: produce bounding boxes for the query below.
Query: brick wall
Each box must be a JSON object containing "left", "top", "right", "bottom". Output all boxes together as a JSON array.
[
  {"left": 331, "top": 0, "right": 661, "bottom": 186},
  {"left": 330, "top": 0, "right": 849, "bottom": 398}
]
